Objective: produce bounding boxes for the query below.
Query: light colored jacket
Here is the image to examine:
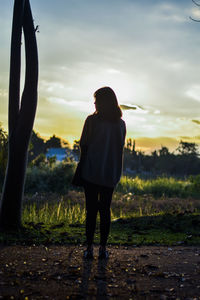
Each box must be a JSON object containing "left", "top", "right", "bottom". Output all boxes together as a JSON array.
[{"left": 80, "top": 114, "right": 126, "bottom": 187}]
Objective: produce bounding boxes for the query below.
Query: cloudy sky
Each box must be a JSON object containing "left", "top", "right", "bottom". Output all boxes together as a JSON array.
[{"left": 1, "top": 0, "right": 200, "bottom": 152}]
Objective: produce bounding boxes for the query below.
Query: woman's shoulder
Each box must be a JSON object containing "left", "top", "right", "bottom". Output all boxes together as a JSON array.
[
  {"left": 85, "top": 113, "right": 98, "bottom": 124},
  {"left": 83, "top": 114, "right": 100, "bottom": 130},
  {"left": 86, "top": 114, "right": 125, "bottom": 128},
  {"left": 85, "top": 113, "right": 98, "bottom": 120}
]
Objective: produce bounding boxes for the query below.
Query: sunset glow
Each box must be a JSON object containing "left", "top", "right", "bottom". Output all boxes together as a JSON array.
[{"left": 1, "top": 0, "right": 200, "bottom": 152}]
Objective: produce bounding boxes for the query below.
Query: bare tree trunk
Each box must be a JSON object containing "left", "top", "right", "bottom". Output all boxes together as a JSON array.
[{"left": 0, "top": 0, "right": 38, "bottom": 230}]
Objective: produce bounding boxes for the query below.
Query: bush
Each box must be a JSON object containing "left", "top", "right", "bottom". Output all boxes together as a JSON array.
[
  {"left": 25, "top": 161, "right": 76, "bottom": 194},
  {"left": 189, "top": 174, "right": 200, "bottom": 196},
  {"left": 117, "top": 176, "right": 191, "bottom": 198}
]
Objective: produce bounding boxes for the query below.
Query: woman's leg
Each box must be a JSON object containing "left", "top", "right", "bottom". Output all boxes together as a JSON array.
[
  {"left": 99, "top": 186, "right": 114, "bottom": 247},
  {"left": 84, "top": 181, "right": 99, "bottom": 247}
]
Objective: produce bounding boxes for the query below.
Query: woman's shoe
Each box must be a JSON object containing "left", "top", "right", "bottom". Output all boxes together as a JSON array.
[
  {"left": 98, "top": 247, "right": 109, "bottom": 259},
  {"left": 84, "top": 248, "right": 94, "bottom": 259}
]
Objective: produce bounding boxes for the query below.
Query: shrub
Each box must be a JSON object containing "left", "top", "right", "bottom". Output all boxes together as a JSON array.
[
  {"left": 25, "top": 161, "right": 76, "bottom": 194},
  {"left": 117, "top": 176, "right": 191, "bottom": 198},
  {"left": 189, "top": 174, "right": 200, "bottom": 196}
]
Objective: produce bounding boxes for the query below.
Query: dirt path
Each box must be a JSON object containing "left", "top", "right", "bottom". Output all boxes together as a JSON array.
[{"left": 0, "top": 245, "right": 200, "bottom": 299}]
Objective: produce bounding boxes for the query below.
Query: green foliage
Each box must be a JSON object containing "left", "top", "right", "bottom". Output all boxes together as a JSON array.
[
  {"left": 176, "top": 140, "right": 198, "bottom": 155},
  {"left": 25, "top": 161, "right": 76, "bottom": 194},
  {"left": 30, "top": 153, "right": 47, "bottom": 167},
  {"left": 72, "top": 139, "right": 80, "bottom": 160},
  {"left": 24, "top": 165, "right": 200, "bottom": 198},
  {"left": 158, "top": 146, "right": 170, "bottom": 156},
  {"left": 47, "top": 155, "right": 57, "bottom": 167},
  {"left": 45, "top": 134, "right": 62, "bottom": 149},
  {"left": 0, "top": 188, "right": 200, "bottom": 245},
  {"left": 123, "top": 139, "right": 200, "bottom": 176},
  {"left": 1, "top": 123, "right": 200, "bottom": 196},
  {"left": 109, "top": 214, "right": 200, "bottom": 245},
  {"left": 0, "top": 195, "right": 199, "bottom": 245},
  {"left": 23, "top": 202, "right": 85, "bottom": 225},
  {"left": 28, "top": 131, "right": 71, "bottom": 163},
  {"left": 28, "top": 130, "right": 46, "bottom": 162},
  {"left": 188, "top": 174, "right": 200, "bottom": 195},
  {"left": 117, "top": 176, "right": 191, "bottom": 198}
]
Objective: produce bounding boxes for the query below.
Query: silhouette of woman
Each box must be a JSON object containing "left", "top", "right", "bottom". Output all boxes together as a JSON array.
[{"left": 80, "top": 87, "right": 126, "bottom": 259}]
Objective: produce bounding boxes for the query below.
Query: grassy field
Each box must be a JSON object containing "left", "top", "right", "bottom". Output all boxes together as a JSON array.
[
  {"left": 117, "top": 175, "right": 199, "bottom": 198},
  {"left": 0, "top": 176, "right": 200, "bottom": 245}
]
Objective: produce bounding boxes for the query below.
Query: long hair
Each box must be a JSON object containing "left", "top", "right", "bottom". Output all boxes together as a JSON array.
[{"left": 94, "top": 87, "right": 122, "bottom": 121}]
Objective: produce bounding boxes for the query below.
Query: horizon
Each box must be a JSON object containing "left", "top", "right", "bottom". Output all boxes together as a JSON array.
[
  {"left": 1, "top": 122, "right": 198, "bottom": 155},
  {"left": 1, "top": 0, "right": 200, "bottom": 153}
]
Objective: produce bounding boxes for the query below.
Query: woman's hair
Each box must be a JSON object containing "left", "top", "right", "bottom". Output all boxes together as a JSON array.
[{"left": 94, "top": 87, "right": 122, "bottom": 121}]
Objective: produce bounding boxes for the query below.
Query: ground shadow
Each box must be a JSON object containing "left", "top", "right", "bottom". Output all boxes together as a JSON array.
[
  {"left": 96, "top": 258, "right": 108, "bottom": 299},
  {"left": 79, "top": 257, "right": 108, "bottom": 299},
  {"left": 79, "top": 258, "right": 93, "bottom": 298}
]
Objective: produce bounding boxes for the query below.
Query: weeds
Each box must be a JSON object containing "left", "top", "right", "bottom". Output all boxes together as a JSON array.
[
  {"left": 0, "top": 175, "right": 200, "bottom": 246},
  {"left": 23, "top": 202, "right": 86, "bottom": 225},
  {"left": 117, "top": 176, "right": 192, "bottom": 198}
]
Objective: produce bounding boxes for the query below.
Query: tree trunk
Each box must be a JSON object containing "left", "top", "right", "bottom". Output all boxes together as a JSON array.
[{"left": 0, "top": 0, "right": 38, "bottom": 230}]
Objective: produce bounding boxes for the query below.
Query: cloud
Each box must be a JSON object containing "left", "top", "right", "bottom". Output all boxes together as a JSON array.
[
  {"left": 180, "top": 135, "right": 200, "bottom": 141},
  {"left": 120, "top": 104, "right": 137, "bottom": 111},
  {"left": 133, "top": 136, "right": 180, "bottom": 153},
  {"left": 1, "top": 0, "right": 200, "bottom": 147},
  {"left": 154, "top": 110, "right": 160, "bottom": 114},
  {"left": 121, "top": 104, "right": 146, "bottom": 111},
  {"left": 179, "top": 136, "right": 193, "bottom": 140},
  {"left": 155, "top": 3, "right": 187, "bottom": 23},
  {"left": 186, "top": 85, "right": 200, "bottom": 103},
  {"left": 192, "top": 119, "right": 200, "bottom": 125},
  {"left": 0, "top": 89, "right": 7, "bottom": 97}
]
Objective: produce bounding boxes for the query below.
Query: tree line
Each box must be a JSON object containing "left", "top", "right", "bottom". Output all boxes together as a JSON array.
[
  {"left": 124, "top": 138, "right": 200, "bottom": 178},
  {"left": 1, "top": 124, "right": 200, "bottom": 190}
]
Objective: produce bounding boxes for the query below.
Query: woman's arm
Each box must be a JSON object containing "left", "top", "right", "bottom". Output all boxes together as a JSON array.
[
  {"left": 80, "top": 116, "right": 93, "bottom": 147},
  {"left": 80, "top": 115, "right": 93, "bottom": 160}
]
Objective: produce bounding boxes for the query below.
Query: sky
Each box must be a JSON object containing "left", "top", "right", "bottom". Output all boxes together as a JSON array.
[{"left": 1, "top": 0, "right": 200, "bottom": 152}]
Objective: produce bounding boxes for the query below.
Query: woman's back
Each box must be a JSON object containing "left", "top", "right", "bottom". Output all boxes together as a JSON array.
[{"left": 80, "top": 114, "right": 126, "bottom": 187}]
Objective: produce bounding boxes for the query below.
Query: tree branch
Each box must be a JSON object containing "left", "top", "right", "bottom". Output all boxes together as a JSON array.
[
  {"left": 189, "top": 16, "right": 200, "bottom": 21},
  {"left": 190, "top": 0, "right": 200, "bottom": 21},
  {"left": 192, "top": 0, "right": 200, "bottom": 7}
]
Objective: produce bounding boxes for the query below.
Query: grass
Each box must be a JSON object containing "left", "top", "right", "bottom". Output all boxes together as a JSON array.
[
  {"left": 117, "top": 176, "right": 194, "bottom": 198},
  {"left": 0, "top": 185, "right": 200, "bottom": 246},
  {"left": 1, "top": 212, "right": 200, "bottom": 246},
  {"left": 22, "top": 202, "right": 86, "bottom": 225}
]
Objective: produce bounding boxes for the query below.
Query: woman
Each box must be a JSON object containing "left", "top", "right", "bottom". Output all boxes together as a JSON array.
[{"left": 79, "top": 87, "right": 126, "bottom": 259}]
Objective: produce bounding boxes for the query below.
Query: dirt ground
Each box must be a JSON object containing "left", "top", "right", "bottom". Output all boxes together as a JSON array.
[{"left": 0, "top": 245, "right": 200, "bottom": 300}]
